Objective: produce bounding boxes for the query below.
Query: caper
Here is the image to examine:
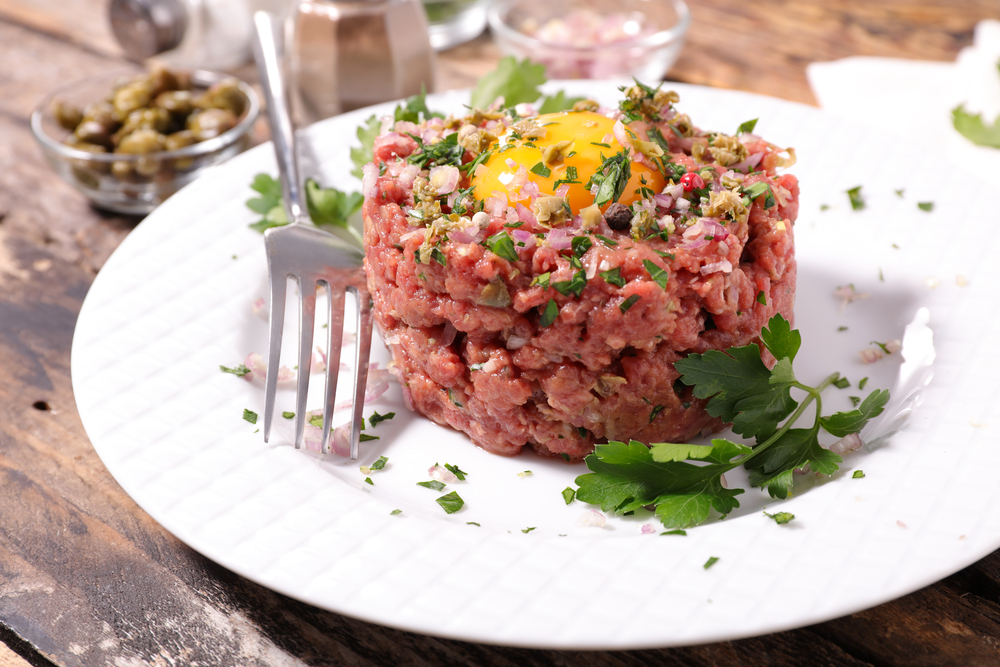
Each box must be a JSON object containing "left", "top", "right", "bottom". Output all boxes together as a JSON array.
[
  {"left": 163, "top": 130, "right": 197, "bottom": 152},
  {"left": 146, "top": 65, "right": 181, "bottom": 96},
  {"left": 112, "top": 81, "right": 153, "bottom": 117},
  {"left": 118, "top": 128, "right": 166, "bottom": 154},
  {"left": 74, "top": 119, "right": 113, "bottom": 149},
  {"left": 81, "top": 101, "right": 119, "bottom": 130},
  {"left": 153, "top": 90, "right": 194, "bottom": 117},
  {"left": 196, "top": 79, "right": 245, "bottom": 116},
  {"left": 187, "top": 108, "right": 237, "bottom": 141},
  {"left": 111, "top": 160, "right": 133, "bottom": 178},
  {"left": 52, "top": 100, "right": 83, "bottom": 130}
]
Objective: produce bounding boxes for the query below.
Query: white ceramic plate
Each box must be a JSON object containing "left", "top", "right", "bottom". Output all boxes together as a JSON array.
[{"left": 72, "top": 82, "right": 1000, "bottom": 649}]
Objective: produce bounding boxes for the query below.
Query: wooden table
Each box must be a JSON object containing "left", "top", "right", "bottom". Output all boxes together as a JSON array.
[{"left": 1, "top": 1, "right": 997, "bottom": 665}]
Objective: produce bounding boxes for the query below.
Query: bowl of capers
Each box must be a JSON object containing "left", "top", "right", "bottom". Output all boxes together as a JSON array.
[{"left": 31, "top": 66, "right": 259, "bottom": 214}]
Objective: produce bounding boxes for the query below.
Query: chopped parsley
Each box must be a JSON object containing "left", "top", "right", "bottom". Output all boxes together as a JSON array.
[
  {"left": 764, "top": 510, "right": 794, "bottom": 524},
  {"left": 642, "top": 259, "right": 669, "bottom": 289},
  {"left": 562, "top": 487, "right": 576, "bottom": 504},
  {"left": 364, "top": 477, "right": 374, "bottom": 485},
  {"left": 522, "top": 527, "right": 536, "bottom": 533},
  {"left": 242, "top": 409, "right": 258, "bottom": 424},
  {"left": 661, "top": 529, "right": 687, "bottom": 536},
  {"left": 586, "top": 150, "right": 632, "bottom": 208},
  {"left": 649, "top": 405, "right": 665, "bottom": 423},
  {"left": 736, "top": 118, "right": 758, "bottom": 134},
  {"left": 595, "top": 234, "right": 618, "bottom": 247},
  {"left": 369, "top": 411, "right": 395, "bottom": 428},
  {"left": 418, "top": 480, "right": 446, "bottom": 491},
  {"left": 571, "top": 235, "right": 593, "bottom": 257},
  {"left": 486, "top": 232, "right": 520, "bottom": 263},
  {"left": 530, "top": 162, "right": 552, "bottom": 178},
  {"left": 540, "top": 299, "right": 559, "bottom": 327},
  {"left": 917, "top": 201, "right": 934, "bottom": 212},
  {"left": 282, "top": 411, "right": 295, "bottom": 419},
  {"left": 553, "top": 271, "right": 587, "bottom": 298},
  {"left": 846, "top": 186, "right": 865, "bottom": 211},
  {"left": 436, "top": 491, "right": 465, "bottom": 514},
  {"left": 220, "top": 364, "right": 250, "bottom": 377},
  {"left": 445, "top": 463, "right": 468, "bottom": 480},
  {"left": 600, "top": 266, "right": 626, "bottom": 287},
  {"left": 756, "top": 290, "right": 767, "bottom": 305},
  {"left": 371, "top": 456, "right": 389, "bottom": 471},
  {"left": 620, "top": 294, "right": 641, "bottom": 313},
  {"left": 391, "top": 509, "right": 402, "bottom": 515},
  {"left": 853, "top": 470, "right": 865, "bottom": 479},
  {"left": 359, "top": 434, "right": 379, "bottom": 442},
  {"left": 832, "top": 377, "right": 851, "bottom": 389},
  {"left": 704, "top": 557, "right": 720, "bottom": 570}
]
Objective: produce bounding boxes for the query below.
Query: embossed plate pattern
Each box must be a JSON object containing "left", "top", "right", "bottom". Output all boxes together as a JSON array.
[{"left": 72, "top": 82, "right": 1000, "bottom": 649}]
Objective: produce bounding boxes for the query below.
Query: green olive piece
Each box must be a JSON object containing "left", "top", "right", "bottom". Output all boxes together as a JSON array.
[
  {"left": 125, "top": 107, "right": 173, "bottom": 134},
  {"left": 187, "top": 108, "right": 237, "bottom": 141},
  {"left": 196, "top": 79, "right": 245, "bottom": 116},
  {"left": 153, "top": 90, "right": 194, "bottom": 117},
  {"left": 118, "top": 128, "right": 166, "bottom": 154},
  {"left": 112, "top": 81, "right": 153, "bottom": 118},
  {"left": 52, "top": 100, "right": 83, "bottom": 131}
]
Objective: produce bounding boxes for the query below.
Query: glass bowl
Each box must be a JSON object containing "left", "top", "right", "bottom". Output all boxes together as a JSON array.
[
  {"left": 487, "top": 0, "right": 690, "bottom": 81},
  {"left": 31, "top": 69, "right": 259, "bottom": 215}
]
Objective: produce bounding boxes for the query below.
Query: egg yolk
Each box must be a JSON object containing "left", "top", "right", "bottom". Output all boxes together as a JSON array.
[{"left": 470, "top": 111, "right": 664, "bottom": 214}]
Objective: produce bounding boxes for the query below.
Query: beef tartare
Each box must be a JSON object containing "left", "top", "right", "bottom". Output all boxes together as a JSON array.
[{"left": 361, "top": 84, "right": 798, "bottom": 461}]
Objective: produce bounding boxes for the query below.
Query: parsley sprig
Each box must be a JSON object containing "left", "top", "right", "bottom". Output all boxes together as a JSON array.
[{"left": 574, "top": 314, "right": 890, "bottom": 529}]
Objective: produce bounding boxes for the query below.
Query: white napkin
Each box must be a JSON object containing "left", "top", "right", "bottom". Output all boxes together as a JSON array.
[{"left": 806, "top": 20, "right": 1000, "bottom": 185}]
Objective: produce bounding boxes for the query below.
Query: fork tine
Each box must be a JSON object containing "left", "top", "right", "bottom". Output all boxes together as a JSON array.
[
  {"left": 348, "top": 286, "right": 374, "bottom": 460},
  {"left": 292, "top": 277, "right": 317, "bottom": 449},
  {"left": 319, "top": 283, "right": 346, "bottom": 455},
  {"left": 263, "top": 249, "right": 286, "bottom": 443}
]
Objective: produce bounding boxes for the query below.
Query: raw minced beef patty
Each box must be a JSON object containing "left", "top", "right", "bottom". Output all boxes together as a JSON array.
[{"left": 362, "top": 85, "right": 798, "bottom": 461}]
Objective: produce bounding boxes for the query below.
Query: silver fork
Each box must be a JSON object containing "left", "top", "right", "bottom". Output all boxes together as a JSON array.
[{"left": 252, "top": 11, "right": 373, "bottom": 459}]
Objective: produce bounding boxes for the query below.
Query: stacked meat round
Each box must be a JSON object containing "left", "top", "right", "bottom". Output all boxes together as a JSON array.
[{"left": 362, "top": 86, "right": 798, "bottom": 461}]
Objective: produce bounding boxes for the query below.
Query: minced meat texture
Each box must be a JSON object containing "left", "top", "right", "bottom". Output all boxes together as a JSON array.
[{"left": 361, "top": 89, "right": 797, "bottom": 461}]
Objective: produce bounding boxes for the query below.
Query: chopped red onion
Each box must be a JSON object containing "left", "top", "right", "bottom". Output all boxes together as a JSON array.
[
  {"left": 428, "top": 464, "right": 459, "bottom": 484},
  {"left": 700, "top": 260, "right": 733, "bottom": 275},
  {"left": 829, "top": 432, "right": 863, "bottom": 455},
  {"left": 515, "top": 202, "right": 536, "bottom": 226},
  {"left": 639, "top": 524, "right": 657, "bottom": 534},
  {"left": 653, "top": 193, "right": 673, "bottom": 209},
  {"left": 576, "top": 510, "right": 606, "bottom": 527},
  {"left": 506, "top": 335, "right": 529, "bottom": 350},
  {"left": 440, "top": 321, "right": 458, "bottom": 347},
  {"left": 429, "top": 165, "right": 460, "bottom": 195},
  {"left": 511, "top": 229, "right": 536, "bottom": 248},
  {"left": 361, "top": 162, "right": 378, "bottom": 199},
  {"left": 244, "top": 352, "right": 295, "bottom": 385},
  {"left": 546, "top": 227, "right": 573, "bottom": 250},
  {"left": 728, "top": 151, "right": 764, "bottom": 173},
  {"left": 554, "top": 184, "right": 570, "bottom": 198},
  {"left": 859, "top": 347, "right": 885, "bottom": 364}
]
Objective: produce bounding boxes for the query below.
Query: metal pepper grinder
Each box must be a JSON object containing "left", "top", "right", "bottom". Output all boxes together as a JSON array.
[{"left": 292, "top": 0, "right": 435, "bottom": 121}]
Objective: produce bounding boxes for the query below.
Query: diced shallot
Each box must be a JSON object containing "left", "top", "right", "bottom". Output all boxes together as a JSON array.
[
  {"left": 428, "top": 464, "right": 459, "bottom": 484},
  {"left": 576, "top": 510, "right": 606, "bottom": 527},
  {"left": 361, "top": 162, "right": 379, "bottom": 199},
  {"left": 700, "top": 260, "right": 733, "bottom": 275},
  {"left": 829, "top": 432, "right": 864, "bottom": 455},
  {"left": 429, "top": 165, "right": 460, "bottom": 195}
]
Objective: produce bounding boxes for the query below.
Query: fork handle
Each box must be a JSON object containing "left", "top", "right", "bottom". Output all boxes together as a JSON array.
[{"left": 252, "top": 11, "right": 309, "bottom": 226}]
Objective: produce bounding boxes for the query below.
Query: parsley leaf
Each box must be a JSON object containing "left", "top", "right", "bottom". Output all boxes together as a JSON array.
[
  {"left": 370, "top": 456, "right": 389, "bottom": 471},
  {"left": 486, "top": 232, "right": 520, "bottom": 263},
  {"left": 242, "top": 409, "right": 258, "bottom": 424},
  {"left": 952, "top": 104, "right": 1000, "bottom": 148},
  {"left": 642, "top": 259, "right": 669, "bottom": 289},
  {"left": 444, "top": 463, "right": 468, "bottom": 481},
  {"left": 562, "top": 487, "right": 576, "bottom": 504},
  {"left": 369, "top": 411, "right": 395, "bottom": 428},
  {"left": 470, "top": 56, "right": 546, "bottom": 109},
  {"left": 305, "top": 178, "right": 364, "bottom": 229},
  {"left": 436, "top": 491, "right": 465, "bottom": 514},
  {"left": 846, "top": 186, "right": 865, "bottom": 211},
  {"left": 764, "top": 510, "right": 794, "bottom": 524},
  {"left": 220, "top": 364, "right": 250, "bottom": 377},
  {"left": 574, "top": 313, "right": 892, "bottom": 528},
  {"left": 737, "top": 118, "right": 759, "bottom": 134},
  {"left": 538, "top": 90, "right": 584, "bottom": 114},
  {"left": 540, "top": 299, "right": 559, "bottom": 327},
  {"left": 350, "top": 114, "right": 382, "bottom": 179},
  {"left": 586, "top": 150, "right": 632, "bottom": 208},
  {"left": 418, "top": 480, "right": 446, "bottom": 491},
  {"left": 552, "top": 270, "right": 587, "bottom": 298}
]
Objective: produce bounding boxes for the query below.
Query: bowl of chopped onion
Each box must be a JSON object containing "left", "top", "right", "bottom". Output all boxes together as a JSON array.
[{"left": 486, "top": 0, "right": 690, "bottom": 81}]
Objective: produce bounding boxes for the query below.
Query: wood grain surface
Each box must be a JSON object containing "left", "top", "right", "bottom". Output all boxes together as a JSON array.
[{"left": 1, "top": 1, "right": 998, "bottom": 665}]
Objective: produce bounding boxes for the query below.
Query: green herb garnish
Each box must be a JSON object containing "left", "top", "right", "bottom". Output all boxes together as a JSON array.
[
  {"left": 436, "top": 491, "right": 465, "bottom": 514},
  {"left": 573, "top": 314, "right": 890, "bottom": 529},
  {"left": 220, "top": 364, "right": 250, "bottom": 377}
]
